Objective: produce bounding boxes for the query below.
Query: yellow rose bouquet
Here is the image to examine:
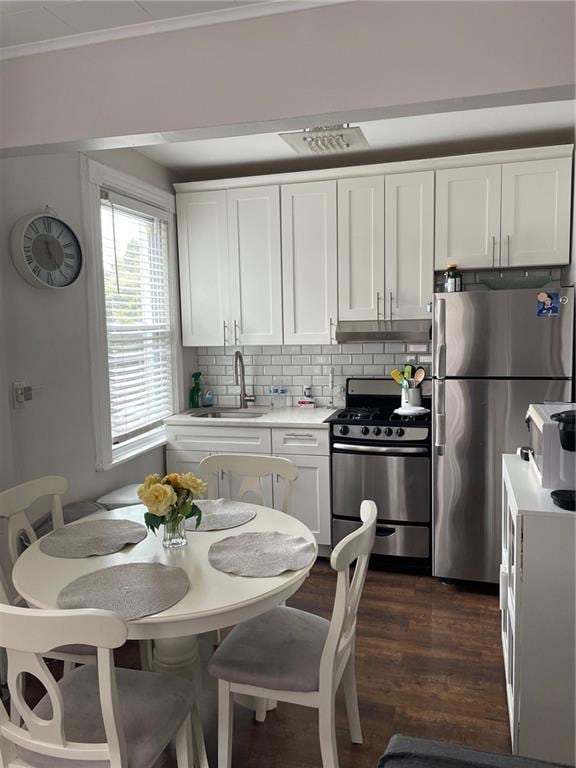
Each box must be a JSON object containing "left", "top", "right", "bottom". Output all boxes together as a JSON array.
[{"left": 138, "top": 471, "right": 206, "bottom": 548}]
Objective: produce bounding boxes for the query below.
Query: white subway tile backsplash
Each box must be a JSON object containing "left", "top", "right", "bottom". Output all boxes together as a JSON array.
[{"left": 191, "top": 340, "right": 432, "bottom": 406}]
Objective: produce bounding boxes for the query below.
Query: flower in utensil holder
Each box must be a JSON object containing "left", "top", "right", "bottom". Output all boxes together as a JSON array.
[{"left": 138, "top": 472, "right": 205, "bottom": 535}]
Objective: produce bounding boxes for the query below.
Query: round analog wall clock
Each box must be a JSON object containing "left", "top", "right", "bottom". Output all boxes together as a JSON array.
[{"left": 10, "top": 212, "right": 83, "bottom": 289}]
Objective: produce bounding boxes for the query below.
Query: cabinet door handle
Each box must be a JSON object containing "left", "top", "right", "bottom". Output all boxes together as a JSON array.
[
  {"left": 492, "top": 235, "right": 496, "bottom": 267},
  {"left": 389, "top": 290, "right": 393, "bottom": 319},
  {"left": 376, "top": 291, "right": 381, "bottom": 320},
  {"left": 223, "top": 321, "right": 228, "bottom": 348},
  {"left": 329, "top": 317, "right": 335, "bottom": 344},
  {"left": 284, "top": 432, "right": 315, "bottom": 438},
  {"left": 234, "top": 320, "right": 240, "bottom": 346},
  {"left": 506, "top": 234, "right": 511, "bottom": 266}
]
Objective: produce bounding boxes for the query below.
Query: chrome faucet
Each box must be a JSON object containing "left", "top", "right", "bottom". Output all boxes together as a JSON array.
[{"left": 234, "top": 350, "right": 255, "bottom": 409}]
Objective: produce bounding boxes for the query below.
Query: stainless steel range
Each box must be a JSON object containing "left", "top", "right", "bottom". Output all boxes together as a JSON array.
[{"left": 327, "top": 378, "right": 432, "bottom": 563}]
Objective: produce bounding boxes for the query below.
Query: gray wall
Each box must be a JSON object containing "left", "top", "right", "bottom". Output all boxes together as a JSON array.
[
  {"left": 0, "top": 150, "right": 176, "bottom": 516},
  {"left": 1, "top": 1, "right": 574, "bottom": 151}
]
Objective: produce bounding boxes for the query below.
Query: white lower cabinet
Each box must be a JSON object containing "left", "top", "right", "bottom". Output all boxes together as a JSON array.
[
  {"left": 166, "top": 425, "right": 330, "bottom": 547},
  {"left": 501, "top": 455, "right": 575, "bottom": 765},
  {"left": 273, "top": 454, "right": 330, "bottom": 546}
]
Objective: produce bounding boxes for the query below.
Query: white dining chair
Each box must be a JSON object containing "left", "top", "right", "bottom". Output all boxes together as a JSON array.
[
  {"left": 199, "top": 454, "right": 299, "bottom": 514},
  {"left": 0, "top": 601, "right": 201, "bottom": 768},
  {"left": 0, "top": 477, "right": 151, "bottom": 674},
  {"left": 208, "top": 499, "right": 377, "bottom": 768},
  {"left": 200, "top": 454, "right": 300, "bottom": 657}
]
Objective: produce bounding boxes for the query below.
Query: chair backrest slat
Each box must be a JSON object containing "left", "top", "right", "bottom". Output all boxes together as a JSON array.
[
  {"left": 0, "top": 602, "right": 128, "bottom": 765},
  {"left": 0, "top": 477, "right": 68, "bottom": 590},
  {"left": 319, "top": 500, "right": 377, "bottom": 691},
  {"left": 199, "top": 454, "right": 298, "bottom": 514}
]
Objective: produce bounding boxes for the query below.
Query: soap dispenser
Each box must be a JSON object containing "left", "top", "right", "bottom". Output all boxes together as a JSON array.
[{"left": 189, "top": 372, "right": 202, "bottom": 409}]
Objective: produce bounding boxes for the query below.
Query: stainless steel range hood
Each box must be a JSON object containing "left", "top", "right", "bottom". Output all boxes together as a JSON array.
[{"left": 335, "top": 319, "right": 432, "bottom": 343}]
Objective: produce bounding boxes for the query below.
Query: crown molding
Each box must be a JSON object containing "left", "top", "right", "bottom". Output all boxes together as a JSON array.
[{"left": 0, "top": 0, "right": 347, "bottom": 61}]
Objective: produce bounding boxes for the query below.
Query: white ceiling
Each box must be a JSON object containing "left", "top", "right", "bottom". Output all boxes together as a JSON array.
[
  {"left": 0, "top": 0, "right": 271, "bottom": 48},
  {"left": 135, "top": 100, "right": 576, "bottom": 174}
]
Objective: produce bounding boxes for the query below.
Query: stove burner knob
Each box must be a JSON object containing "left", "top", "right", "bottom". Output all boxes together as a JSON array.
[
  {"left": 339, "top": 425, "right": 349, "bottom": 436},
  {"left": 373, "top": 427, "right": 382, "bottom": 436},
  {"left": 384, "top": 427, "right": 393, "bottom": 437},
  {"left": 396, "top": 428, "right": 405, "bottom": 437},
  {"left": 361, "top": 426, "right": 370, "bottom": 436}
]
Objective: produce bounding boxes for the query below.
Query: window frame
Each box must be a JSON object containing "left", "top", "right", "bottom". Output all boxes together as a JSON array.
[{"left": 81, "top": 157, "right": 182, "bottom": 470}]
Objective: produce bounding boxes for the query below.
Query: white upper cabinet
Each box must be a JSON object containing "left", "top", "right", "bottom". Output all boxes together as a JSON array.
[
  {"left": 281, "top": 181, "right": 338, "bottom": 345},
  {"left": 227, "top": 186, "right": 283, "bottom": 345},
  {"left": 337, "top": 176, "right": 385, "bottom": 321},
  {"left": 177, "top": 191, "right": 230, "bottom": 347},
  {"left": 385, "top": 171, "right": 434, "bottom": 319},
  {"left": 435, "top": 165, "right": 502, "bottom": 270},
  {"left": 500, "top": 158, "right": 571, "bottom": 267}
]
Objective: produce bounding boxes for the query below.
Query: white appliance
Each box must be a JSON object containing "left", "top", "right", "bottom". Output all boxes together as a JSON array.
[{"left": 525, "top": 402, "right": 576, "bottom": 489}]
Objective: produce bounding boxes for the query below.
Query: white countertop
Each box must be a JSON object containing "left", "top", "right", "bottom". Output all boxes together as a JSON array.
[
  {"left": 503, "top": 454, "right": 575, "bottom": 518},
  {"left": 165, "top": 406, "right": 337, "bottom": 429}
]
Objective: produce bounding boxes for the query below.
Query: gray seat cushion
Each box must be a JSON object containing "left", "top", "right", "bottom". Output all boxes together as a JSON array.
[
  {"left": 379, "top": 735, "right": 571, "bottom": 768},
  {"left": 18, "top": 664, "right": 195, "bottom": 768},
  {"left": 51, "top": 643, "right": 97, "bottom": 657},
  {"left": 208, "top": 605, "right": 330, "bottom": 692}
]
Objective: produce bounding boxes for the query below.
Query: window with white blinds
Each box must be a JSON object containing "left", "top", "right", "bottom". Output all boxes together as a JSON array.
[{"left": 100, "top": 192, "right": 176, "bottom": 446}]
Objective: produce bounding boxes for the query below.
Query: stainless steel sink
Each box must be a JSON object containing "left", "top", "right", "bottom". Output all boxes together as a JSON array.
[{"left": 193, "top": 409, "right": 269, "bottom": 419}]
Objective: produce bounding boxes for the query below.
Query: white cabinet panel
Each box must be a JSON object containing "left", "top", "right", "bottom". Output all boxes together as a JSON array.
[
  {"left": 385, "top": 171, "right": 434, "bottom": 319},
  {"left": 338, "top": 176, "right": 385, "bottom": 321},
  {"left": 166, "top": 449, "right": 230, "bottom": 496},
  {"left": 227, "top": 186, "right": 283, "bottom": 345},
  {"left": 166, "top": 425, "right": 272, "bottom": 454},
  {"left": 501, "top": 158, "right": 571, "bottom": 267},
  {"left": 274, "top": 454, "right": 330, "bottom": 546},
  {"left": 281, "top": 181, "right": 338, "bottom": 345},
  {"left": 177, "top": 191, "right": 230, "bottom": 346},
  {"left": 271, "top": 428, "right": 329, "bottom": 456},
  {"left": 435, "top": 165, "right": 501, "bottom": 270}
]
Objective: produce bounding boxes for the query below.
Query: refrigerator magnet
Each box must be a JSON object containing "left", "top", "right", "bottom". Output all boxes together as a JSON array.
[{"left": 536, "top": 291, "right": 559, "bottom": 317}]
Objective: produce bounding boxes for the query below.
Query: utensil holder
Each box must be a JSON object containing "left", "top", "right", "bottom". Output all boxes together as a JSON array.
[{"left": 401, "top": 388, "right": 422, "bottom": 408}]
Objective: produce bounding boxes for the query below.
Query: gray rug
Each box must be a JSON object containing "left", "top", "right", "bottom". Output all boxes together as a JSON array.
[
  {"left": 186, "top": 499, "right": 257, "bottom": 531},
  {"left": 57, "top": 562, "right": 190, "bottom": 620},
  {"left": 208, "top": 531, "right": 315, "bottom": 577},
  {"left": 40, "top": 519, "right": 147, "bottom": 558}
]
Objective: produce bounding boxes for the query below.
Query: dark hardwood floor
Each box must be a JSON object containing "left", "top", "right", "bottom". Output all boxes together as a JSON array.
[{"left": 29, "top": 559, "right": 512, "bottom": 767}]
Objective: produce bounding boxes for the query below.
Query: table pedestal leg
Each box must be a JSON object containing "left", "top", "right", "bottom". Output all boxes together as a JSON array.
[
  {"left": 234, "top": 694, "right": 277, "bottom": 721},
  {"left": 152, "top": 636, "right": 202, "bottom": 696}
]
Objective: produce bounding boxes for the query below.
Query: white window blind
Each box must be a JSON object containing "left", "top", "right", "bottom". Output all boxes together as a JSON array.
[{"left": 100, "top": 192, "right": 175, "bottom": 445}]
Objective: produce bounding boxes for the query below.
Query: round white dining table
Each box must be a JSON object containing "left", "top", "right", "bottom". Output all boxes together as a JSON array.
[{"left": 12, "top": 502, "right": 318, "bottom": 701}]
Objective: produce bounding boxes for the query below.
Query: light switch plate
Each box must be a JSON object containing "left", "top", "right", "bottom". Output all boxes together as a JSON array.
[{"left": 12, "top": 381, "right": 32, "bottom": 409}]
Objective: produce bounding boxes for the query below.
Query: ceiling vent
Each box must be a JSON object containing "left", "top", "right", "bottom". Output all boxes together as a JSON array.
[{"left": 279, "top": 124, "right": 369, "bottom": 155}]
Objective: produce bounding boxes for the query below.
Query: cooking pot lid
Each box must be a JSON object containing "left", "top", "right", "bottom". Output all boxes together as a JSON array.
[{"left": 551, "top": 410, "right": 576, "bottom": 430}]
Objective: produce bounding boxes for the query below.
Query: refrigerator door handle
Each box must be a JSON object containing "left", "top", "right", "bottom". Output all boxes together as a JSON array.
[
  {"left": 434, "top": 297, "right": 446, "bottom": 379},
  {"left": 434, "top": 380, "right": 446, "bottom": 454}
]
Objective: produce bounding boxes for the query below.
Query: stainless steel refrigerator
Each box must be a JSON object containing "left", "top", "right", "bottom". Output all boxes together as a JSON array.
[{"left": 432, "top": 286, "right": 574, "bottom": 583}]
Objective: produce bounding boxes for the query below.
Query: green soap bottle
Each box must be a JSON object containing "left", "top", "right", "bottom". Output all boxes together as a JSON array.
[{"left": 189, "top": 372, "right": 202, "bottom": 409}]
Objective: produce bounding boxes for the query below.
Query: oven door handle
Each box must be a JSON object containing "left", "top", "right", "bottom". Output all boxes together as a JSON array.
[{"left": 332, "top": 443, "right": 429, "bottom": 455}]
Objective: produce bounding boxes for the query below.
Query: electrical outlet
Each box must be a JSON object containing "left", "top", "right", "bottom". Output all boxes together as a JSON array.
[{"left": 12, "top": 381, "right": 32, "bottom": 409}]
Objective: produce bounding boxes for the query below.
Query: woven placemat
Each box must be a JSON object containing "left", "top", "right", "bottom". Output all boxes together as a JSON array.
[
  {"left": 208, "top": 531, "right": 315, "bottom": 577},
  {"left": 40, "top": 519, "right": 147, "bottom": 558},
  {"left": 57, "top": 562, "right": 189, "bottom": 620},
  {"left": 186, "top": 499, "right": 257, "bottom": 532}
]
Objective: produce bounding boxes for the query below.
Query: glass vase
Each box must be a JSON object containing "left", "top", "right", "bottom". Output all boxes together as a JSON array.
[{"left": 162, "top": 515, "right": 187, "bottom": 549}]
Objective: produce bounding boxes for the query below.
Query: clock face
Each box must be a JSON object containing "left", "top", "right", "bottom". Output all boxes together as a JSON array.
[{"left": 21, "top": 215, "right": 82, "bottom": 288}]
